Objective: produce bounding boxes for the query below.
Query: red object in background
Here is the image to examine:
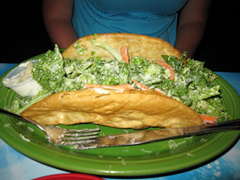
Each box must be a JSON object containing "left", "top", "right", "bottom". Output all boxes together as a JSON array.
[{"left": 33, "top": 173, "right": 104, "bottom": 180}]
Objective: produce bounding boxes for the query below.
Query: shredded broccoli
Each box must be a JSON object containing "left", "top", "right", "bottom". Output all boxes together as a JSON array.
[
  {"left": 32, "top": 45, "right": 65, "bottom": 92},
  {"left": 11, "top": 89, "right": 52, "bottom": 114},
  {"left": 127, "top": 53, "right": 230, "bottom": 121},
  {"left": 10, "top": 44, "right": 229, "bottom": 121}
]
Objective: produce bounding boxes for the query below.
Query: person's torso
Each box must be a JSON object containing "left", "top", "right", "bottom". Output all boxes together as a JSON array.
[
  {"left": 88, "top": 0, "right": 187, "bottom": 15},
  {"left": 72, "top": 0, "right": 188, "bottom": 46}
]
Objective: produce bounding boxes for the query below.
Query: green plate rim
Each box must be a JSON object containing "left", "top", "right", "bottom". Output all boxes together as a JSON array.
[{"left": 0, "top": 54, "right": 240, "bottom": 177}]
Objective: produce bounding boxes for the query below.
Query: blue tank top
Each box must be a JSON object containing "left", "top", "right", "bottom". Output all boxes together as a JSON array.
[{"left": 72, "top": 0, "right": 188, "bottom": 46}]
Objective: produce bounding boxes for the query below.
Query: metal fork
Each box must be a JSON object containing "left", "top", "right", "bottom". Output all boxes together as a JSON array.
[
  {"left": 0, "top": 108, "right": 100, "bottom": 145},
  {"left": 74, "top": 118, "right": 240, "bottom": 150}
]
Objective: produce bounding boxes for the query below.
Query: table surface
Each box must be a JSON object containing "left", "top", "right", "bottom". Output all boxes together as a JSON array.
[{"left": 0, "top": 63, "right": 240, "bottom": 180}]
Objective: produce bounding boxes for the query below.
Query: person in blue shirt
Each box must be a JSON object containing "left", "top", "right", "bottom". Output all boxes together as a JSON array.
[{"left": 42, "top": 0, "right": 212, "bottom": 58}]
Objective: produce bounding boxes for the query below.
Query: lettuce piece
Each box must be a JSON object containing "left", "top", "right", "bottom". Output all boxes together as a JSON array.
[
  {"left": 10, "top": 89, "right": 53, "bottom": 114},
  {"left": 89, "top": 34, "right": 123, "bottom": 62}
]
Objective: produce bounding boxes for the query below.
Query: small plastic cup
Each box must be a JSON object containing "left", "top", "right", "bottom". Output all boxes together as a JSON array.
[{"left": 2, "top": 60, "right": 42, "bottom": 97}]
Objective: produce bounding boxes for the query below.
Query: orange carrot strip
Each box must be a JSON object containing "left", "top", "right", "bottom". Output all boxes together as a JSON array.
[
  {"left": 183, "top": 58, "right": 187, "bottom": 65},
  {"left": 120, "top": 46, "right": 129, "bottom": 64},
  {"left": 154, "top": 88, "right": 166, "bottom": 96},
  {"left": 132, "top": 79, "right": 167, "bottom": 96},
  {"left": 83, "top": 84, "right": 102, "bottom": 88},
  {"left": 199, "top": 114, "right": 218, "bottom": 124},
  {"left": 131, "top": 79, "right": 151, "bottom": 91},
  {"left": 155, "top": 61, "right": 175, "bottom": 81},
  {"left": 83, "top": 84, "right": 134, "bottom": 90}
]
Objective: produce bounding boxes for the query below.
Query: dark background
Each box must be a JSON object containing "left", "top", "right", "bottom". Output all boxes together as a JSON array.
[{"left": 1, "top": 0, "right": 239, "bottom": 72}]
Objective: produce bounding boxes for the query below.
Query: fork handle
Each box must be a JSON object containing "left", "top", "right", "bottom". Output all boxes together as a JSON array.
[
  {"left": 0, "top": 108, "right": 22, "bottom": 118},
  {"left": 0, "top": 108, "right": 45, "bottom": 131},
  {"left": 187, "top": 119, "right": 240, "bottom": 135}
]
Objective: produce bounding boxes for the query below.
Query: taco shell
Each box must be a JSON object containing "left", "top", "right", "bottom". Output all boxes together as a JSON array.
[
  {"left": 62, "top": 33, "right": 183, "bottom": 62},
  {"left": 21, "top": 88, "right": 203, "bottom": 129}
]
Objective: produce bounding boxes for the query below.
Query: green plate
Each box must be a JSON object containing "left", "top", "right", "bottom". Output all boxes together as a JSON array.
[{"left": 0, "top": 54, "right": 240, "bottom": 177}]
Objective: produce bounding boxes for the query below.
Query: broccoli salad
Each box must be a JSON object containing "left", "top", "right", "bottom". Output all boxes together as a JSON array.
[{"left": 10, "top": 44, "right": 230, "bottom": 122}]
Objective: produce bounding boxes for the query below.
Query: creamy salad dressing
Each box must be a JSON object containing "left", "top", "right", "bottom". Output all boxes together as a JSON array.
[
  {"left": 2, "top": 60, "right": 43, "bottom": 97},
  {"left": 3, "top": 61, "right": 33, "bottom": 86}
]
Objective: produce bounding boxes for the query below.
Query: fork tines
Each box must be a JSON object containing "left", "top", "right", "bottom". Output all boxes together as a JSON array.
[
  {"left": 60, "top": 128, "right": 100, "bottom": 146},
  {"left": 66, "top": 128, "right": 101, "bottom": 133}
]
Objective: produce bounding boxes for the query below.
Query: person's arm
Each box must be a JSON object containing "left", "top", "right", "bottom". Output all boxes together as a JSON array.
[
  {"left": 174, "top": 0, "right": 212, "bottom": 57},
  {"left": 42, "top": 0, "right": 78, "bottom": 49}
]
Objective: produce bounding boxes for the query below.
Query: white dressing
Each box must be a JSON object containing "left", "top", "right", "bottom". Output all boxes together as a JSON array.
[{"left": 2, "top": 60, "right": 42, "bottom": 97}]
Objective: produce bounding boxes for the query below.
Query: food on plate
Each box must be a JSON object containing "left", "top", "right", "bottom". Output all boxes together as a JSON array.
[
  {"left": 5, "top": 33, "right": 230, "bottom": 129},
  {"left": 20, "top": 88, "right": 203, "bottom": 129},
  {"left": 61, "top": 33, "right": 183, "bottom": 63}
]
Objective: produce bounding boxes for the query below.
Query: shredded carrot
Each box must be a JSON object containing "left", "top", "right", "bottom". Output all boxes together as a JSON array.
[
  {"left": 154, "top": 61, "right": 175, "bottom": 81},
  {"left": 131, "top": 79, "right": 151, "bottom": 91},
  {"left": 183, "top": 58, "right": 187, "bottom": 65},
  {"left": 154, "top": 88, "right": 166, "bottom": 95},
  {"left": 83, "top": 84, "right": 134, "bottom": 90},
  {"left": 120, "top": 46, "right": 129, "bottom": 64},
  {"left": 199, "top": 114, "right": 218, "bottom": 124}
]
